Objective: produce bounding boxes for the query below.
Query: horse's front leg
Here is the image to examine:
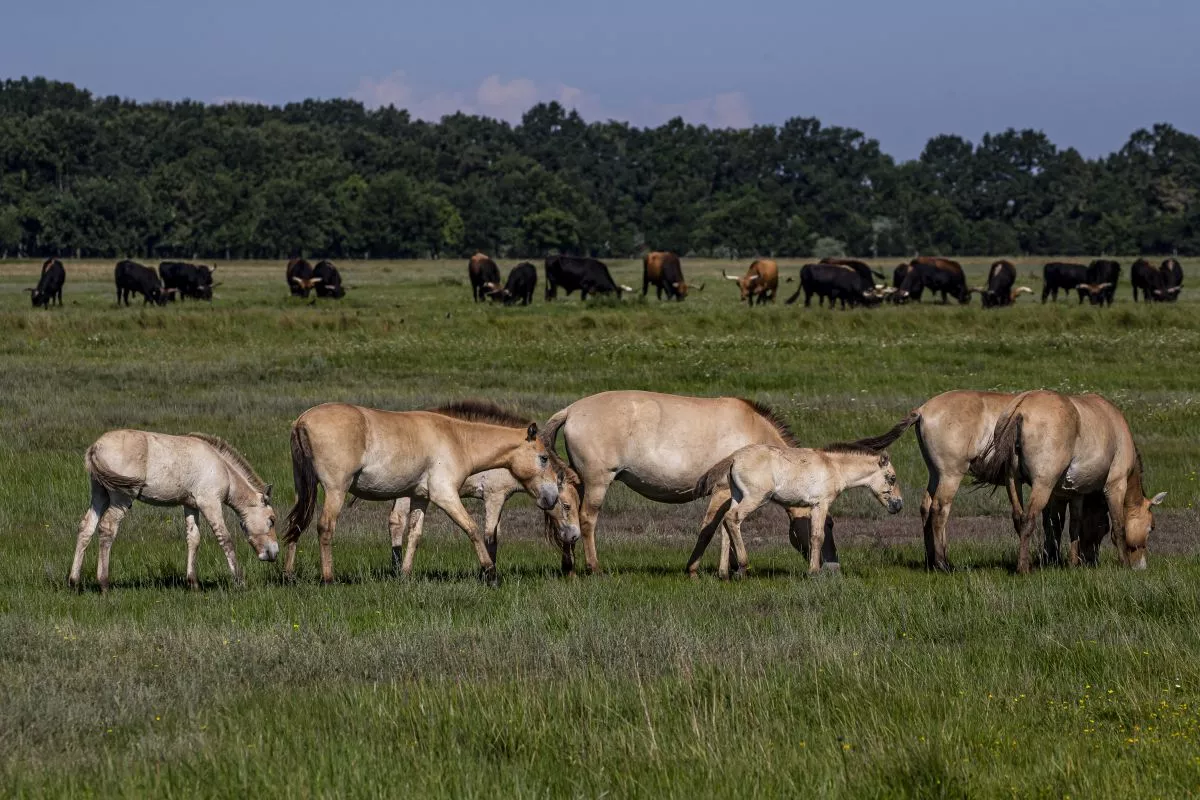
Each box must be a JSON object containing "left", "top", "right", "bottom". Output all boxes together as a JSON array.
[
  {"left": 806, "top": 505, "right": 831, "bottom": 575},
  {"left": 787, "top": 508, "right": 840, "bottom": 571},
  {"left": 183, "top": 505, "right": 203, "bottom": 589},
  {"left": 430, "top": 486, "right": 497, "bottom": 585},
  {"left": 388, "top": 498, "right": 410, "bottom": 573},
  {"left": 200, "top": 501, "right": 243, "bottom": 587}
]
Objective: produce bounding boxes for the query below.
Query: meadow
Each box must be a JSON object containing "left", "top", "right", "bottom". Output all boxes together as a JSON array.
[{"left": 1, "top": 256, "right": 1199, "bottom": 797}]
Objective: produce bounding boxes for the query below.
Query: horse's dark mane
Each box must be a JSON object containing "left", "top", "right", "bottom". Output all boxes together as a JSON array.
[
  {"left": 739, "top": 399, "right": 799, "bottom": 447},
  {"left": 430, "top": 400, "right": 531, "bottom": 429},
  {"left": 1125, "top": 448, "right": 1146, "bottom": 508},
  {"left": 186, "top": 433, "right": 267, "bottom": 490}
]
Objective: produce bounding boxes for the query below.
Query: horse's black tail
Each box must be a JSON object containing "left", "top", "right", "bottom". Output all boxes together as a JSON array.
[
  {"left": 973, "top": 413, "right": 1023, "bottom": 487},
  {"left": 849, "top": 409, "right": 920, "bottom": 452},
  {"left": 694, "top": 456, "right": 735, "bottom": 499},
  {"left": 283, "top": 423, "right": 318, "bottom": 545}
]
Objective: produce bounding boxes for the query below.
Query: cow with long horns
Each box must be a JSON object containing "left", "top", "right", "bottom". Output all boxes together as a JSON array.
[{"left": 723, "top": 259, "right": 778, "bottom": 305}]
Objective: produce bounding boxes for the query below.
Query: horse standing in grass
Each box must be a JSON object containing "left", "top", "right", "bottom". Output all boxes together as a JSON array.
[
  {"left": 70, "top": 430, "right": 277, "bottom": 591},
  {"left": 283, "top": 401, "right": 565, "bottom": 584},
  {"left": 974, "top": 390, "right": 1165, "bottom": 574},
  {"left": 692, "top": 443, "right": 903, "bottom": 577}
]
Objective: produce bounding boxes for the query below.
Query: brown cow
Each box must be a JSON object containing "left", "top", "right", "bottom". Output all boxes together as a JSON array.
[
  {"left": 643, "top": 251, "right": 702, "bottom": 301},
  {"left": 723, "top": 259, "right": 778, "bottom": 305},
  {"left": 468, "top": 253, "right": 501, "bottom": 302}
]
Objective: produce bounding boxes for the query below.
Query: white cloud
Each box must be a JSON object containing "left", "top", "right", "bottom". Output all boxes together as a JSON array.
[{"left": 350, "top": 72, "right": 753, "bottom": 129}]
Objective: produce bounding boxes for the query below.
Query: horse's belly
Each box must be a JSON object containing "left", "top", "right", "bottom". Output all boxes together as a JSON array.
[
  {"left": 353, "top": 465, "right": 425, "bottom": 499},
  {"left": 616, "top": 471, "right": 695, "bottom": 503}
]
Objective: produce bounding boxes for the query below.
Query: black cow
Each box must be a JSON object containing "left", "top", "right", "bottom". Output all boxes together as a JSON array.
[
  {"left": 891, "top": 263, "right": 922, "bottom": 301},
  {"left": 895, "top": 257, "right": 969, "bottom": 304},
  {"left": 785, "top": 263, "right": 881, "bottom": 308},
  {"left": 115, "top": 260, "right": 168, "bottom": 305},
  {"left": 469, "top": 253, "right": 501, "bottom": 302},
  {"left": 1041, "top": 262, "right": 1088, "bottom": 303},
  {"left": 1160, "top": 258, "right": 1183, "bottom": 302},
  {"left": 159, "top": 261, "right": 215, "bottom": 301},
  {"left": 544, "top": 255, "right": 631, "bottom": 300},
  {"left": 487, "top": 262, "right": 537, "bottom": 305},
  {"left": 977, "top": 260, "right": 1016, "bottom": 308},
  {"left": 28, "top": 258, "right": 65, "bottom": 308},
  {"left": 286, "top": 258, "right": 318, "bottom": 298},
  {"left": 1082, "top": 259, "right": 1120, "bottom": 306},
  {"left": 1131, "top": 258, "right": 1167, "bottom": 303},
  {"left": 313, "top": 261, "right": 345, "bottom": 299}
]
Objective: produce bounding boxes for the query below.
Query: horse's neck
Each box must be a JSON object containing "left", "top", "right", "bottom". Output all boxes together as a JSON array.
[
  {"left": 221, "top": 463, "right": 259, "bottom": 513},
  {"left": 1122, "top": 462, "right": 1145, "bottom": 511},
  {"left": 826, "top": 452, "right": 876, "bottom": 492},
  {"left": 459, "top": 425, "right": 524, "bottom": 474}
]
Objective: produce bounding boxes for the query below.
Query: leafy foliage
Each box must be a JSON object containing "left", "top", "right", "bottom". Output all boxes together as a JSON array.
[{"left": 3, "top": 77, "right": 1199, "bottom": 259}]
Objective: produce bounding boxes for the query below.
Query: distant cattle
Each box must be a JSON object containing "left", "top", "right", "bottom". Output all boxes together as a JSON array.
[
  {"left": 1131, "top": 258, "right": 1167, "bottom": 302},
  {"left": 891, "top": 263, "right": 921, "bottom": 301},
  {"left": 1160, "top": 258, "right": 1183, "bottom": 302},
  {"left": 286, "top": 259, "right": 319, "bottom": 297},
  {"left": 895, "top": 257, "right": 969, "bottom": 304},
  {"left": 973, "top": 260, "right": 1031, "bottom": 308},
  {"left": 1041, "top": 262, "right": 1088, "bottom": 303},
  {"left": 312, "top": 261, "right": 345, "bottom": 299},
  {"left": 159, "top": 261, "right": 215, "bottom": 301},
  {"left": 28, "top": 258, "right": 65, "bottom": 308},
  {"left": 723, "top": 259, "right": 778, "bottom": 305},
  {"left": 1081, "top": 259, "right": 1120, "bottom": 306},
  {"left": 115, "top": 260, "right": 169, "bottom": 305},
  {"left": 642, "top": 251, "right": 700, "bottom": 300},
  {"left": 786, "top": 262, "right": 884, "bottom": 308},
  {"left": 468, "top": 253, "right": 501, "bottom": 302},
  {"left": 487, "top": 262, "right": 537, "bottom": 305},
  {"left": 820, "top": 257, "right": 887, "bottom": 282},
  {"left": 544, "top": 255, "right": 631, "bottom": 300}
]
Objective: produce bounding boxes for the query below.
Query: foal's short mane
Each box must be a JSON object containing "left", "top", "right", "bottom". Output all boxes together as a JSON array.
[
  {"left": 739, "top": 399, "right": 800, "bottom": 447},
  {"left": 1124, "top": 448, "right": 1147, "bottom": 509},
  {"left": 186, "top": 433, "right": 267, "bottom": 491},
  {"left": 430, "top": 400, "right": 532, "bottom": 428},
  {"left": 821, "top": 441, "right": 883, "bottom": 456}
]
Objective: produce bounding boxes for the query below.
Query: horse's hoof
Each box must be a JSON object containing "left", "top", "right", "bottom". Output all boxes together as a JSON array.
[
  {"left": 732, "top": 568, "right": 748, "bottom": 581},
  {"left": 821, "top": 562, "right": 842, "bottom": 574},
  {"left": 479, "top": 566, "right": 500, "bottom": 587}
]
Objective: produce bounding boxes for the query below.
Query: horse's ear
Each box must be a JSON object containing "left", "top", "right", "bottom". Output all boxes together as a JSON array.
[
  {"left": 1150, "top": 491, "right": 1167, "bottom": 506},
  {"left": 264, "top": 484, "right": 273, "bottom": 501},
  {"left": 527, "top": 422, "right": 538, "bottom": 442},
  {"left": 878, "top": 452, "right": 890, "bottom": 467}
]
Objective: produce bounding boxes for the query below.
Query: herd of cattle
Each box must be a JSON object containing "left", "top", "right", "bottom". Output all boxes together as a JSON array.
[{"left": 22, "top": 253, "right": 1184, "bottom": 309}]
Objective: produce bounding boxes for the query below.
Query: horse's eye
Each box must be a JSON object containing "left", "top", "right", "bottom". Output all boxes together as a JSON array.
[{"left": 562, "top": 504, "right": 571, "bottom": 512}]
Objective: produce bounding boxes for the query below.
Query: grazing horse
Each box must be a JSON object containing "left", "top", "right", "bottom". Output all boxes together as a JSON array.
[
  {"left": 541, "top": 391, "right": 840, "bottom": 576},
  {"left": 692, "top": 442, "right": 903, "bottom": 577},
  {"left": 283, "top": 401, "right": 564, "bottom": 584},
  {"left": 70, "top": 430, "right": 277, "bottom": 591},
  {"left": 974, "top": 390, "right": 1165, "bottom": 574}
]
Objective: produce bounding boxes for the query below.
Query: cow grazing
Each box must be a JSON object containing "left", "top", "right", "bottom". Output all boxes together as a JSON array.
[
  {"left": 487, "top": 262, "right": 537, "bottom": 305},
  {"left": 723, "top": 259, "right": 778, "bottom": 305},
  {"left": 973, "top": 259, "right": 1027, "bottom": 308},
  {"left": 544, "top": 255, "right": 631, "bottom": 300},
  {"left": 468, "top": 253, "right": 501, "bottom": 302},
  {"left": 785, "top": 262, "right": 883, "bottom": 308},
  {"left": 286, "top": 258, "right": 320, "bottom": 298},
  {"left": 891, "top": 263, "right": 921, "bottom": 301},
  {"left": 1161, "top": 258, "right": 1183, "bottom": 301},
  {"left": 642, "top": 251, "right": 700, "bottom": 300},
  {"left": 895, "top": 257, "right": 969, "bottom": 304},
  {"left": 1041, "top": 262, "right": 1088, "bottom": 303},
  {"left": 159, "top": 261, "right": 216, "bottom": 301},
  {"left": 1131, "top": 258, "right": 1168, "bottom": 302},
  {"left": 820, "top": 257, "right": 887, "bottom": 282},
  {"left": 115, "top": 260, "right": 169, "bottom": 305},
  {"left": 28, "top": 258, "right": 65, "bottom": 308},
  {"left": 312, "top": 261, "right": 345, "bottom": 299},
  {"left": 1081, "top": 259, "right": 1120, "bottom": 306}
]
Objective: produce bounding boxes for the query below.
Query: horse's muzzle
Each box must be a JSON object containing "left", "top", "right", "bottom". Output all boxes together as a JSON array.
[
  {"left": 260, "top": 541, "right": 280, "bottom": 562},
  {"left": 559, "top": 524, "right": 581, "bottom": 544},
  {"left": 887, "top": 498, "right": 904, "bottom": 514}
]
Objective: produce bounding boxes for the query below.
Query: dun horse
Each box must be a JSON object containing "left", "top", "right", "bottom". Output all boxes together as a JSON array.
[
  {"left": 692, "top": 442, "right": 903, "bottom": 577},
  {"left": 70, "top": 430, "right": 277, "bottom": 591},
  {"left": 541, "top": 390, "right": 839, "bottom": 575},
  {"left": 388, "top": 465, "right": 581, "bottom": 573},
  {"left": 974, "top": 390, "right": 1165, "bottom": 573},
  {"left": 283, "top": 401, "right": 564, "bottom": 584}
]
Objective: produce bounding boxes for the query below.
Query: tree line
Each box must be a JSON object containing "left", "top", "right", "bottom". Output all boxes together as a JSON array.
[{"left": 2, "top": 76, "right": 1198, "bottom": 260}]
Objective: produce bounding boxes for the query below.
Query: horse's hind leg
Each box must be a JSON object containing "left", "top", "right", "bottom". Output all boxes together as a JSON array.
[
  {"left": 70, "top": 479, "right": 109, "bottom": 589},
  {"left": 1016, "top": 485, "right": 1052, "bottom": 575},
  {"left": 388, "top": 498, "right": 410, "bottom": 573},
  {"left": 95, "top": 492, "right": 132, "bottom": 593},
  {"left": 578, "top": 474, "right": 614, "bottom": 575},
  {"left": 400, "top": 497, "right": 429, "bottom": 577},
  {"left": 481, "top": 492, "right": 506, "bottom": 564},
  {"left": 924, "top": 472, "right": 961, "bottom": 572},
  {"left": 686, "top": 488, "right": 732, "bottom": 578},
  {"left": 183, "top": 505, "right": 202, "bottom": 589},
  {"left": 316, "top": 489, "right": 347, "bottom": 584}
]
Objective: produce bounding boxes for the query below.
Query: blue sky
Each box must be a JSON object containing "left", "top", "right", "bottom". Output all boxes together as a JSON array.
[{"left": 4, "top": 0, "right": 1197, "bottom": 159}]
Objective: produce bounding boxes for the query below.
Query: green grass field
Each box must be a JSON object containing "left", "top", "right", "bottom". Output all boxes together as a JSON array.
[{"left": 2, "top": 257, "right": 1199, "bottom": 797}]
